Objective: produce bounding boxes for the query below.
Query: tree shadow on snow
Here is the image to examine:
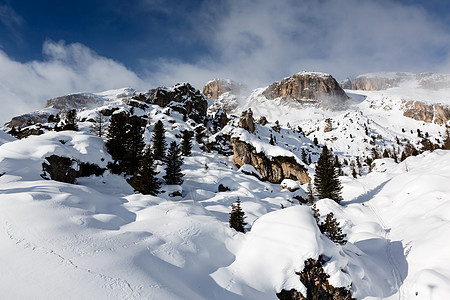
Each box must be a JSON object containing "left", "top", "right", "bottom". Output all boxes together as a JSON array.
[{"left": 345, "top": 179, "right": 392, "bottom": 205}]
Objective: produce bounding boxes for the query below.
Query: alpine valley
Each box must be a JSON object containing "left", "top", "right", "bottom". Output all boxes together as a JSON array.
[{"left": 1, "top": 71, "right": 450, "bottom": 300}]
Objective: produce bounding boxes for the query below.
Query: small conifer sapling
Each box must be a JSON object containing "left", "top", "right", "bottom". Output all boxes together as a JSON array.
[{"left": 229, "top": 198, "right": 247, "bottom": 233}]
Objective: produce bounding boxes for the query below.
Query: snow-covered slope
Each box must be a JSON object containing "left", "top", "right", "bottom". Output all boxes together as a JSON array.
[{"left": 1, "top": 72, "right": 450, "bottom": 299}]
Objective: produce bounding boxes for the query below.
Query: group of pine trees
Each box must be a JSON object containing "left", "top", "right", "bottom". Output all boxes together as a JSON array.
[{"left": 106, "top": 112, "right": 193, "bottom": 196}]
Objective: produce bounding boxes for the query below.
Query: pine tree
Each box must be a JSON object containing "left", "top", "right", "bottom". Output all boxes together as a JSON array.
[
  {"left": 62, "top": 109, "right": 78, "bottom": 131},
  {"left": 163, "top": 141, "right": 184, "bottom": 185},
  {"left": 314, "top": 145, "right": 343, "bottom": 203},
  {"left": 311, "top": 205, "right": 347, "bottom": 245},
  {"left": 124, "top": 115, "right": 145, "bottom": 175},
  {"left": 130, "top": 146, "right": 160, "bottom": 195},
  {"left": 352, "top": 167, "right": 357, "bottom": 178},
  {"left": 229, "top": 198, "right": 247, "bottom": 233},
  {"left": 301, "top": 148, "right": 308, "bottom": 164},
  {"left": 195, "top": 125, "right": 206, "bottom": 144},
  {"left": 307, "top": 182, "right": 315, "bottom": 204},
  {"left": 320, "top": 212, "right": 347, "bottom": 245},
  {"left": 106, "top": 111, "right": 129, "bottom": 163},
  {"left": 152, "top": 120, "right": 167, "bottom": 160},
  {"left": 444, "top": 127, "right": 450, "bottom": 150},
  {"left": 181, "top": 130, "right": 193, "bottom": 156},
  {"left": 91, "top": 112, "right": 106, "bottom": 137}
]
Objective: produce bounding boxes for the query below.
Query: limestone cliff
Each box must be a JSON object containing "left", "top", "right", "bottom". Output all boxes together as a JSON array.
[
  {"left": 403, "top": 101, "right": 450, "bottom": 125},
  {"left": 203, "top": 78, "right": 245, "bottom": 100},
  {"left": 262, "top": 72, "right": 348, "bottom": 104},
  {"left": 232, "top": 139, "right": 310, "bottom": 184}
]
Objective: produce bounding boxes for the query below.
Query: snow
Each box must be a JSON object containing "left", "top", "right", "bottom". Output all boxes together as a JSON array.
[{"left": 1, "top": 73, "right": 450, "bottom": 299}]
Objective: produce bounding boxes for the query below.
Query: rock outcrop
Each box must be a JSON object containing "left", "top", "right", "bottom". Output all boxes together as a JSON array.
[
  {"left": 339, "top": 78, "right": 352, "bottom": 90},
  {"left": 276, "top": 256, "right": 354, "bottom": 300},
  {"left": 351, "top": 72, "right": 450, "bottom": 91},
  {"left": 8, "top": 112, "right": 52, "bottom": 129},
  {"left": 403, "top": 101, "right": 450, "bottom": 125},
  {"left": 262, "top": 72, "right": 348, "bottom": 104},
  {"left": 45, "top": 93, "right": 105, "bottom": 110},
  {"left": 352, "top": 74, "right": 404, "bottom": 91},
  {"left": 41, "top": 155, "right": 105, "bottom": 184},
  {"left": 232, "top": 139, "right": 310, "bottom": 184},
  {"left": 238, "top": 109, "right": 255, "bottom": 133},
  {"left": 203, "top": 79, "right": 245, "bottom": 100},
  {"left": 146, "top": 83, "right": 208, "bottom": 123}
]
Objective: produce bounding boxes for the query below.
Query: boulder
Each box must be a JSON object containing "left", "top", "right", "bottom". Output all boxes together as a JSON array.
[
  {"left": 233, "top": 139, "right": 310, "bottom": 184},
  {"left": 238, "top": 109, "right": 255, "bottom": 133},
  {"left": 41, "top": 155, "right": 106, "bottom": 184}
]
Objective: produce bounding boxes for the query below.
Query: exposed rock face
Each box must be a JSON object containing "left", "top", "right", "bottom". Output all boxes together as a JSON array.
[
  {"left": 262, "top": 72, "right": 348, "bottom": 103},
  {"left": 41, "top": 155, "right": 105, "bottom": 184},
  {"left": 238, "top": 109, "right": 255, "bottom": 133},
  {"left": 203, "top": 78, "right": 245, "bottom": 100},
  {"left": 45, "top": 93, "right": 104, "bottom": 110},
  {"left": 324, "top": 118, "right": 333, "bottom": 132},
  {"left": 339, "top": 78, "right": 352, "bottom": 90},
  {"left": 9, "top": 112, "right": 51, "bottom": 129},
  {"left": 232, "top": 139, "right": 310, "bottom": 184},
  {"left": 212, "top": 108, "right": 230, "bottom": 130},
  {"left": 351, "top": 72, "right": 450, "bottom": 91},
  {"left": 147, "top": 83, "right": 208, "bottom": 123},
  {"left": 403, "top": 101, "right": 450, "bottom": 125},
  {"left": 352, "top": 75, "right": 401, "bottom": 91},
  {"left": 277, "top": 257, "right": 354, "bottom": 300}
]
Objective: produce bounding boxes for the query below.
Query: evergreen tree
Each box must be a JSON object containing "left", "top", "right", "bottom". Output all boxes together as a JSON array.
[
  {"left": 352, "top": 167, "right": 357, "bottom": 178},
  {"left": 320, "top": 212, "right": 347, "bottom": 245},
  {"left": 130, "top": 146, "right": 160, "bottom": 195},
  {"left": 334, "top": 155, "right": 343, "bottom": 176},
  {"left": 400, "top": 151, "right": 407, "bottom": 162},
  {"left": 229, "top": 198, "right": 247, "bottom": 233},
  {"left": 311, "top": 205, "right": 347, "bottom": 245},
  {"left": 163, "top": 141, "right": 184, "bottom": 185},
  {"left": 152, "top": 120, "right": 167, "bottom": 160},
  {"left": 91, "top": 112, "right": 106, "bottom": 137},
  {"left": 307, "top": 182, "right": 315, "bottom": 204},
  {"left": 124, "top": 115, "right": 145, "bottom": 174},
  {"left": 444, "top": 127, "right": 450, "bottom": 150},
  {"left": 106, "top": 112, "right": 129, "bottom": 164},
  {"left": 195, "top": 125, "right": 206, "bottom": 144},
  {"left": 301, "top": 148, "right": 308, "bottom": 164},
  {"left": 314, "top": 145, "right": 343, "bottom": 203},
  {"left": 62, "top": 109, "right": 78, "bottom": 131},
  {"left": 181, "top": 130, "right": 193, "bottom": 156}
]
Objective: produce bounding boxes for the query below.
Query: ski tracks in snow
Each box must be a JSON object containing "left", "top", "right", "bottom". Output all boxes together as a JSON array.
[
  {"left": 363, "top": 185, "right": 407, "bottom": 300},
  {"left": 1, "top": 218, "right": 143, "bottom": 299}
]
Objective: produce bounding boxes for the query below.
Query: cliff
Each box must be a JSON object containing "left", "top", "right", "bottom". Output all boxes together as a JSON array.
[{"left": 262, "top": 72, "right": 348, "bottom": 103}]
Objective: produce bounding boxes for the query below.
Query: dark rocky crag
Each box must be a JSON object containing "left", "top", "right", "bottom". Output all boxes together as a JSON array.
[
  {"left": 145, "top": 83, "right": 208, "bottom": 123},
  {"left": 277, "top": 256, "right": 354, "bottom": 300},
  {"left": 262, "top": 72, "right": 348, "bottom": 105}
]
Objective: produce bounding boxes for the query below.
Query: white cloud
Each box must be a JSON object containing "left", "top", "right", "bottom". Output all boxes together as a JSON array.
[
  {"left": 146, "top": 0, "right": 450, "bottom": 88},
  {"left": 0, "top": 40, "right": 147, "bottom": 124}
]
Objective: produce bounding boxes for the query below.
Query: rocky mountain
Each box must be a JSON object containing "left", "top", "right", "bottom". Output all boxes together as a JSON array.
[
  {"left": 262, "top": 72, "right": 349, "bottom": 105},
  {"left": 351, "top": 72, "right": 450, "bottom": 91},
  {"left": 203, "top": 78, "right": 246, "bottom": 100}
]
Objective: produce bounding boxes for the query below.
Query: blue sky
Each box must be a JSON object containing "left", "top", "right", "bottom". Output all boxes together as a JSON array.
[{"left": 0, "top": 0, "right": 450, "bottom": 122}]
